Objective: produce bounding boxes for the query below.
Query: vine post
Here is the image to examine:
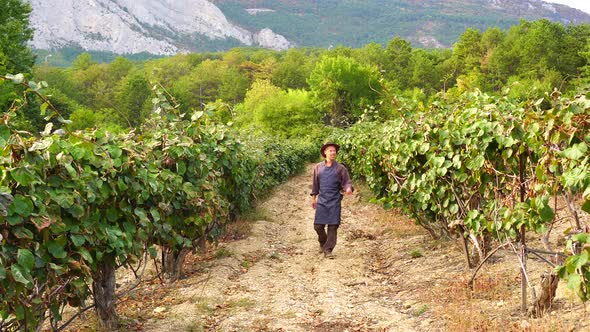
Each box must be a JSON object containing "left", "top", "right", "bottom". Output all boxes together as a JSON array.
[
  {"left": 519, "top": 150, "right": 527, "bottom": 312},
  {"left": 92, "top": 255, "right": 118, "bottom": 331}
]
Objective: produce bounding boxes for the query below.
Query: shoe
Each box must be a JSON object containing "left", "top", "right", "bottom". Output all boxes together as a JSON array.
[{"left": 324, "top": 251, "right": 335, "bottom": 259}]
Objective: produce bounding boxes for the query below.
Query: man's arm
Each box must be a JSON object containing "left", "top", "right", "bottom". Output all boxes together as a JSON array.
[{"left": 339, "top": 165, "right": 354, "bottom": 195}]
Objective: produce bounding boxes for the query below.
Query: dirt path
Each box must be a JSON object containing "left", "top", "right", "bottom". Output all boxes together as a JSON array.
[
  {"left": 139, "top": 164, "right": 432, "bottom": 331},
  {"left": 99, "top": 164, "right": 589, "bottom": 332}
]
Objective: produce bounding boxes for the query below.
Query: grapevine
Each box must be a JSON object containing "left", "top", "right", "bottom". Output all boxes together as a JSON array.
[
  {"left": 0, "top": 75, "right": 317, "bottom": 330},
  {"left": 333, "top": 89, "right": 590, "bottom": 305}
]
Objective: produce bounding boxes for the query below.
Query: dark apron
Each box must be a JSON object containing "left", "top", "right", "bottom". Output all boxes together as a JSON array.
[{"left": 314, "top": 164, "right": 342, "bottom": 225}]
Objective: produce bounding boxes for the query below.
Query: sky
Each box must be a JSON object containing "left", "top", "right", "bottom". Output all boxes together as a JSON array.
[{"left": 546, "top": 0, "right": 590, "bottom": 15}]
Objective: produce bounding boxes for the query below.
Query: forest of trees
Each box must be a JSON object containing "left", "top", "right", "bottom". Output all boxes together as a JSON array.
[
  {"left": 215, "top": 0, "right": 542, "bottom": 48},
  {"left": 7, "top": 18, "right": 588, "bottom": 139}
]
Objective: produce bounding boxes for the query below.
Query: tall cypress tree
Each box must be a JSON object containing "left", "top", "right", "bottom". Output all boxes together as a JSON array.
[
  {"left": 0, "top": 0, "right": 35, "bottom": 74},
  {"left": 1, "top": 0, "right": 38, "bottom": 132}
]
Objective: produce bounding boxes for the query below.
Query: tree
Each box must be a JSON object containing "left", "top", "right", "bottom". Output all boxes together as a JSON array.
[
  {"left": 517, "top": 20, "right": 564, "bottom": 78},
  {"left": 383, "top": 37, "right": 413, "bottom": 89},
  {"left": 560, "top": 24, "right": 590, "bottom": 82},
  {"left": 0, "top": 0, "right": 35, "bottom": 74},
  {"left": 69, "top": 62, "right": 114, "bottom": 109},
  {"left": 219, "top": 67, "right": 250, "bottom": 104},
  {"left": 410, "top": 49, "right": 445, "bottom": 94},
  {"left": 115, "top": 71, "right": 152, "bottom": 127},
  {"left": 272, "top": 48, "right": 313, "bottom": 90},
  {"left": 483, "top": 19, "right": 585, "bottom": 91},
  {"left": 327, "top": 45, "right": 354, "bottom": 58},
  {"left": 0, "top": 0, "right": 37, "bottom": 131},
  {"left": 172, "top": 59, "right": 227, "bottom": 111},
  {"left": 248, "top": 48, "right": 280, "bottom": 64},
  {"left": 580, "top": 37, "right": 590, "bottom": 82},
  {"left": 34, "top": 66, "right": 78, "bottom": 97},
  {"left": 308, "top": 55, "right": 383, "bottom": 126},
  {"left": 479, "top": 27, "right": 505, "bottom": 91},
  {"left": 222, "top": 48, "right": 246, "bottom": 67},
  {"left": 481, "top": 27, "right": 504, "bottom": 52},
  {"left": 108, "top": 56, "right": 133, "bottom": 82},
  {"left": 236, "top": 80, "right": 278, "bottom": 131},
  {"left": 0, "top": 50, "right": 6, "bottom": 73},
  {"left": 239, "top": 58, "right": 275, "bottom": 82},
  {"left": 237, "top": 80, "right": 320, "bottom": 137},
  {"left": 486, "top": 27, "right": 520, "bottom": 87},
  {"left": 144, "top": 55, "right": 196, "bottom": 87},
  {"left": 447, "top": 28, "right": 484, "bottom": 81},
  {"left": 354, "top": 42, "right": 386, "bottom": 69},
  {"left": 72, "top": 52, "right": 95, "bottom": 71}
]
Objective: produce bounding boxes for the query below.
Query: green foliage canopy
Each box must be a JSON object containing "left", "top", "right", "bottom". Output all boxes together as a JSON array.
[
  {"left": 0, "top": 0, "right": 34, "bottom": 74},
  {"left": 308, "top": 55, "right": 383, "bottom": 126},
  {"left": 237, "top": 80, "right": 320, "bottom": 137}
]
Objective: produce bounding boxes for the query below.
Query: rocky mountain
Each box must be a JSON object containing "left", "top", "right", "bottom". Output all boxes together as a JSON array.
[
  {"left": 29, "top": 0, "right": 590, "bottom": 55},
  {"left": 29, "top": 0, "right": 292, "bottom": 55}
]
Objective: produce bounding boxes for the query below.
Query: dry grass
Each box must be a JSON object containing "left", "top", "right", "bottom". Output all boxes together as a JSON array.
[
  {"left": 356, "top": 188, "right": 590, "bottom": 331},
  {"left": 412, "top": 248, "right": 590, "bottom": 331},
  {"left": 220, "top": 218, "right": 254, "bottom": 241},
  {"left": 371, "top": 206, "right": 426, "bottom": 238},
  {"left": 471, "top": 273, "right": 518, "bottom": 301},
  {"left": 219, "top": 207, "right": 276, "bottom": 242}
]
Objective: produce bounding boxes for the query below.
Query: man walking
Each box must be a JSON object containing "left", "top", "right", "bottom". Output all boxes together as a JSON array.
[{"left": 311, "top": 142, "right": 353, "bottom": 259}]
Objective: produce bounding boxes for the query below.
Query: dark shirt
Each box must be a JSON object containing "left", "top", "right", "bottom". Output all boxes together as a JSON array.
[{"left": 310, "top": 161, "right": 353, "bottom": 196}]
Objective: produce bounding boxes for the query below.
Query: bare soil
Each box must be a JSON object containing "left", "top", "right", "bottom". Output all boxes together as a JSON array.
[{"left": 69, "top": 164, "right": 590, "bottom": 331}]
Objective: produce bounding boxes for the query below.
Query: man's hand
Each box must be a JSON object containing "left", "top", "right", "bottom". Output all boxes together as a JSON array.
[
  {"left": 345, "top": 187, "right": 353, "bottom": 195},
  {"left": 311, "top": 196, "right": 317, "bottom": 209}
]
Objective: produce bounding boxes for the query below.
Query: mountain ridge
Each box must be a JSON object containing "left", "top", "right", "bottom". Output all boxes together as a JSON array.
[
  {"left": 29, "top": 0, "right": 590, "bottom": 55},
  {"left": 30, "top": 0, "right": 292, "bottom": 55}
]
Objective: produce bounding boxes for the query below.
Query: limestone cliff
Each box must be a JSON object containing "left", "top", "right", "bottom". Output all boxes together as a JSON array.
[{"left": 29, "top": 0, "right": 292, "bottom": 54}]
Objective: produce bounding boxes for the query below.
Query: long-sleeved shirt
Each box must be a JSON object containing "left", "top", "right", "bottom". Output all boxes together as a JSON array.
[{"left": 310, "top": 161, "right": 353, "bottom": 197}]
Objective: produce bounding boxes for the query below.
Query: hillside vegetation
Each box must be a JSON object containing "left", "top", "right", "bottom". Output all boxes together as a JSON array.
[
  {"left": 1, "top": 2, "right": 590, "bottom": 330},
  {"left": 214, "top": 0, "right": 590, "bottom": 48}
]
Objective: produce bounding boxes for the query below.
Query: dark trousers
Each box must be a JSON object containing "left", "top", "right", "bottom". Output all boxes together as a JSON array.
[{"left": 314, "top": 224, "right": 339, "bottom": 253}]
